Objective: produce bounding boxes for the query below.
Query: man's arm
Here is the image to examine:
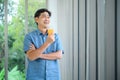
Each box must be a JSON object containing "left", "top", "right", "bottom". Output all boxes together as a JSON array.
[
  {"left": 27, "top": 43, "right": 62, "bottom": 60},
  {"left": 26, "top": 34, "right": 58, "bottom": 61},
  {"left": 26, "top": 41, "right": 50, "bottom": 61},
  {"left": 40, "top": 50, "right": 62, "bottom": 60}
]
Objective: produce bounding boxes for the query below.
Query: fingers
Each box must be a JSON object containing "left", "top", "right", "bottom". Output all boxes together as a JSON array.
[
  {"left": 29, "top": 44, "right": 36, "bottom": 50},
  {"left": 47, "top": 34, "right": 55, "bottom": 44}
]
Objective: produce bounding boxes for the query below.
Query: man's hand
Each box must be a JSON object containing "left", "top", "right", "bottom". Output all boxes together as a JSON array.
[
  {"left": 29, "top": 43, "right": 36, "bottom": 50},
  {"left": 46, "top": 34, "right": 55, "bottom": 44}
]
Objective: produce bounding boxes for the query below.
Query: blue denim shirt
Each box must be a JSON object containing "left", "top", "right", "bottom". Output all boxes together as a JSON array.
[{"left": 24, "top": 29, "right": 63, "bottom": 80}]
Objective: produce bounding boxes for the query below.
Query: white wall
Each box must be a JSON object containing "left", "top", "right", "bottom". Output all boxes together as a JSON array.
[{"left": 47, "top": 0, "right": 58, "bottom": 33}]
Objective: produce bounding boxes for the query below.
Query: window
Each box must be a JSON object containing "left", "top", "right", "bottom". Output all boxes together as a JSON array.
[{"left": 0, "top": 0, "right": 46, "bottom": 79}]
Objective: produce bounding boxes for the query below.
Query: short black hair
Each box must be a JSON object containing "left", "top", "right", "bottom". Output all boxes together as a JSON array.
[{"left": 34, "top": 8, "right": 51, "bottom": 18}]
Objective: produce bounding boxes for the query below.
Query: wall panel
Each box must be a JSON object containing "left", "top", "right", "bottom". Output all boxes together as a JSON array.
[
  {"left": 104, "top": 0, "right": 115, "bottom": 80},
  {"left": 117, "top": 0, "right": 120, "bottom": 80}
]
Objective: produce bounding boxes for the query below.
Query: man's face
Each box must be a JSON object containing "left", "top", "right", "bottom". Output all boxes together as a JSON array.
[{"left": 35, "top": 12, "right": 50, "bottom": 29}]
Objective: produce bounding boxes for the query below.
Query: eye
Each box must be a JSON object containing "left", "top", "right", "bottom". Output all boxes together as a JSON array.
[
  {"left": 47, "top": 16, "right": 50, "bottom": 19},
  {"left": 41, "top": 15, "right": 46, "bottom": 18},
  {"left": 41, "top": 14, "right": 50, "bottom": 19}
]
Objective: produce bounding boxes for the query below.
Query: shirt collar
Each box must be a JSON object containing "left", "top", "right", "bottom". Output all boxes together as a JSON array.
[{"left": 36, "top": 29, "right": 48, "bottom": 35}]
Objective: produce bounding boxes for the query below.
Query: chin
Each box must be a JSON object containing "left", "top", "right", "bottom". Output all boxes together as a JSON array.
[
  {"left": 44, "top": 25, "right": 49, "bottom": 28},
  {"left": 43, "top": 26, "right": 48, "bottom": 29}
]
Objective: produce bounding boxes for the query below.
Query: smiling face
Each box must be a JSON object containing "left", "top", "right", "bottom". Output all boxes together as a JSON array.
[{"left": 35, "top": 12, "right": 50, "bottom": 33}]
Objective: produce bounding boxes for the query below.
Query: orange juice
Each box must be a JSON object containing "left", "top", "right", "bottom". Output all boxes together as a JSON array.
[{"left": 48, "top": 28, "right": 54, "bottom": 35}]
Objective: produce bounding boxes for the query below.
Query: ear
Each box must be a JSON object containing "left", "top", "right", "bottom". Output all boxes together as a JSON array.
[{"left": 34, "top": 17, "right": 38, "bottom": 23}]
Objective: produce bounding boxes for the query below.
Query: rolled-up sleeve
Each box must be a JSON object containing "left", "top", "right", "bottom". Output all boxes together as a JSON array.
[
  {"left": 24, "top": 34, "right": 32, "bottom": 53},
  {"left": 56, "top": 34, "right": 64, "bottom": 54}
]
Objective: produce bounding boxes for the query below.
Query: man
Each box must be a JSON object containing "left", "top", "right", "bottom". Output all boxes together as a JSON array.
[{"left": 24, "top": 8, "right": 63, "bottom": 80}]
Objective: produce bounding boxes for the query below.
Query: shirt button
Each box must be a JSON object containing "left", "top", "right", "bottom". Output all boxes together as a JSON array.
[{"left": 44, "top": 37, "right": 45, "bottom": 39}]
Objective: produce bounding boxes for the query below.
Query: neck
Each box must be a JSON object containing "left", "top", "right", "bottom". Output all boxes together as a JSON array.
[{"left": 38, "top": 27, "right": 47, "bottom": 34}]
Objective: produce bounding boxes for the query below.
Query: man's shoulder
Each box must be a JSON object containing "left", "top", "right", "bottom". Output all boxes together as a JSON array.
[
  {"left": 25, "top": 30, "right": 38, "bottom": 38},
  {"left": 27, "top": 30, "right": 38, "bottom": 35},
  {"left": 55, "top": 33, "right": 61, "bottom": 39}
]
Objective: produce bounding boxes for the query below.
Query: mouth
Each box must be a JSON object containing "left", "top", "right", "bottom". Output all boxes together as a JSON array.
[
  {"left": 43, "top": 21, "right": 49, "bottom": 29},
  {"left": 43, "top": 26, "right": 48, "bottom": 28},
  {"left": 44, "top": 21, "right": 49, "bottom": 24}
]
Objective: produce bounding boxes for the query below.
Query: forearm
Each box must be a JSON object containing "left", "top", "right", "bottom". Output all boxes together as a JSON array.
[
  {"left": 40, "top": 50, "right": 62, "bottom": 60},
  {"left": 27, "top": 42, "right": 50, "bottom": 61}
]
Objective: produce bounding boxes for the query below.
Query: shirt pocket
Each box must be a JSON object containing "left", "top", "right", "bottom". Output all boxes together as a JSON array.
[{"left": 48, "top": 42, "right": 56, "bottom": 52}]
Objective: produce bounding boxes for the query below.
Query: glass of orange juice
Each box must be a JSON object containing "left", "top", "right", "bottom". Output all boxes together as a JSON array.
[{"left": 48, "top": 28, "right": 54, "bottom": 35}]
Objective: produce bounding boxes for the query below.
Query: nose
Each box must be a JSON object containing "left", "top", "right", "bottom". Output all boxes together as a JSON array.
[{"left": 45, "top": 18, "right": 50, "bottom": 22}]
